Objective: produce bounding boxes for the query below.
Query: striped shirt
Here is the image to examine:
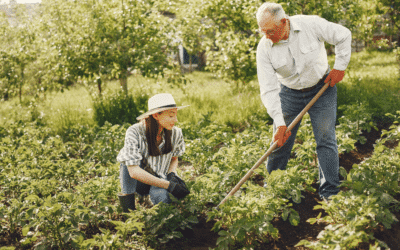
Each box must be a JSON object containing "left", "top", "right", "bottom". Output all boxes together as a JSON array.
[{"left": 116, "top": 121, "right": 185, "bottom": 179}]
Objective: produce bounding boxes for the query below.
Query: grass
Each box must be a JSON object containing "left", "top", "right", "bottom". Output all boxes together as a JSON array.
[
  {"left": 335, "top": 50, "right": 399, "bottom": 122},
  {"left": 0, "top": 85, "right": 94, "bottom": 134},
  {"left": 0, "top": 50, "right": 398, "bottom": 132},
  {"left": 106, "top": 71, "right": 267, "bottom": 127}
]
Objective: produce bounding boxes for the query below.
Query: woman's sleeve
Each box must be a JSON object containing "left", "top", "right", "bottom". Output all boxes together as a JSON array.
[
  {"left": 172, "top": 127, "right": 185, "bottom": 157},
  {"left": 116, "top": 126, "right": 143, "bottom": 166}
]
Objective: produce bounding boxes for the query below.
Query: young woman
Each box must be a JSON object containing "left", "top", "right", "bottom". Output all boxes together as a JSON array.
[{"left": 117, "top": 93, "right": 190, "bottom": 212}]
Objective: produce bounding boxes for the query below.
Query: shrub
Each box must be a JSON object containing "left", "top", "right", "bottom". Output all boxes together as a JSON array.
[{"left": 92, "top": 91, "right": 148, "bottom": 126}]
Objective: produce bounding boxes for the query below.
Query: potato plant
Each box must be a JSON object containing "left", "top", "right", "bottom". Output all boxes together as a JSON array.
[
  {"left": 298, "top": 112, "right": 400, "bottom": 249},
  {"left": 0, "top": 108, "right": 399, "bottom": 249}
]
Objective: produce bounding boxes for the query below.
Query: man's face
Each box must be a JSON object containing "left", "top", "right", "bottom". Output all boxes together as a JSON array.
[{"left": 259, "top": 17, "right": 287, "bottom": 44}]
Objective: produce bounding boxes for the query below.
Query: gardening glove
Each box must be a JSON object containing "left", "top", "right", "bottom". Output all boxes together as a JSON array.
[
  {"left": 167, "top": 179, "right": 190, "bottom": 199},
  {"left": 274, "top": 126, "right": 291, "bottom": 147},
  {"left": 167, "top": 172, "right": 186, "bottom": 187},
  {"left": 324, "top": 69, "right": 345, "bottom": 87}
]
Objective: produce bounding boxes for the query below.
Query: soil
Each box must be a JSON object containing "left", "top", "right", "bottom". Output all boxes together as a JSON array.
[
  {"left": 1, "top": 123, "right": 399, "bottom": 250},
  {"left": 162, "top": 122, "right": 400, "bottom": 250}
]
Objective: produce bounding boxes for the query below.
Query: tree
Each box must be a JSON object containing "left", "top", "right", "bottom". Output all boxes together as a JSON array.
[
  {"left": 376, "top": 0, "right": 400, "bottom": 46},
  {"left": 196, "top": 0, "right": 262, "bottom": 93},
  {"left": 35, "top": 0, "right": 176, "bottom": 95},
  {"left": 0, "top": 4, "right": 37, "bottom": 103},
  {"left": 191, "top": 0, "right": 369, "bottom": 93}
]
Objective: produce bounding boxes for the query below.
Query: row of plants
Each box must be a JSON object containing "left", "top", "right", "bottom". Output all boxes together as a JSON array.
[
  {"left": 297, "top": 111, "right": 400, "bottom": 249},
  {"left": 0, "top": 104, "right": 397, "bottom": 249},
  {"left": 178, "top": 106, "right": 380, "bottom": 249}
]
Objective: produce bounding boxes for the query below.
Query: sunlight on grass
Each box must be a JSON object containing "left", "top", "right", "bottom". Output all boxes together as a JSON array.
[
  {"left": 127, "top": 71, "right": 264, "bottom": 126},
  {"left": 43, "top": 87, "right": 94, "bottom": 131},
  {"left": 0, "top": 50, "right": 399, "bottom": 130}
]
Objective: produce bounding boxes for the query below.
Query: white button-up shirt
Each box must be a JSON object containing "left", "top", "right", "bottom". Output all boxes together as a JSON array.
[{"left": 256, "top": 15, "right": 352, "bottom": 127}]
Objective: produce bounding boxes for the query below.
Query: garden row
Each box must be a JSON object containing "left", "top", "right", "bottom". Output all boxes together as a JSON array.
[
  {"left": 297, "top": 111, "right": 400, "bottom": 249},
  {"left": 0, "top": 105, "right": 399, "bottom": 249}
]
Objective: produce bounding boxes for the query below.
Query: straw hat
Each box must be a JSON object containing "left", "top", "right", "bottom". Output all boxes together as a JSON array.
[{"left": 136, "top": 93, "right": 189, "bottom": 120}]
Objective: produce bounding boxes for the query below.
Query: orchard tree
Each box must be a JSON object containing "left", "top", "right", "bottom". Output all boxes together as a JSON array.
[
  {"left": 376, "top": 0, "right": 400, "bottom": 46},
  {"left": 0, "top": 4, "right": 37, "bottom": 103},
  {"left": 193, "top": 0, "right": 369, "bottom": 93},
  {"left": 36, "top": 0, "right": 176, "bottom": 95},
  {"left": 349, "top": 0, "right": 381, "bottom": 49},
  {"left": 197, "top": 0, "right": 262, "bottom": 93},
  {"left": 282, "top": 0, "right": 368, "bottom": 50},
  {"left": 0, "top": 13, "right": 14, "bottom": 100},
  {"left": 96, "top": 0, "right": 174, "bottom": 94},
  {"left": 171, "top": 0, "right": 205, "bottom": 72},
  {"left": 33, "top": 0, "right": 92, "bottom": 92}
]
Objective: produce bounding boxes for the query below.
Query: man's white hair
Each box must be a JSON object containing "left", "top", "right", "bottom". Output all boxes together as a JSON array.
[{"left": 256, "top": 2, "right": 286, "bottom": 26}]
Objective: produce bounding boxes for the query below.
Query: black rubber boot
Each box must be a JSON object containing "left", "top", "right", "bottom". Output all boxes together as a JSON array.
[{"left": 118, "top": 193, "right": 136, "bottom": 213}]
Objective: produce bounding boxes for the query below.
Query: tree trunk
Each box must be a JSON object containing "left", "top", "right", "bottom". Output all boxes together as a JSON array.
[
  {"left": 189, "top": 55, "right": 192, "bottom": 72},
  {"left": 19, "top": 67, "right": 24, "bottom": 104},
  {"left": 3, "top": 90, "right": 8, "bottom": 101},
  {"left": 119, "top": 71, "right": 128, "bottom": 94},
  {"left": 97, "top": 78, "right": 102, "bottom": 95},
  {"left": 177, "top": 47, "right": 184, "bottom": 74}
]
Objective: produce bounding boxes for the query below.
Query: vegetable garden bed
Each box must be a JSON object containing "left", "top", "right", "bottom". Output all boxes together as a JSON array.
[{"left": 1, "top": 110, "right": 399, "bottom": 250}]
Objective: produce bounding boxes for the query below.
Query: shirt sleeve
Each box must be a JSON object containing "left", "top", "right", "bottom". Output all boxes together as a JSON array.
[
  {"left": 172, "top": 127, "right": 185, "bottom": 157},
  {"left": 256, "top": 38, "right": 286, "bottom": 128},
  {"left": 116, "top": 126, "right": 143, "bottom": 166},
  {"left": 309, "top": 16, "right": 352, "bottom": 71}
]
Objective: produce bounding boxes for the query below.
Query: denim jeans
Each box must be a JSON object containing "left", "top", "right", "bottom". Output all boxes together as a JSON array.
[
  {"left": 266, "top": 73, "right": 339, "bottom": 199},
  {"left": 119, "top": 163, "right": 172, "bottom": 204}
]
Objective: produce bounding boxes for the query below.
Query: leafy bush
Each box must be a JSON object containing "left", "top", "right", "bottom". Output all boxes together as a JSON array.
[
  {"left": 366, "top": 39, "right": 397, "bottom": 52},
  {"left": 92, "top": 91, "right": 148, "bottom": 127}
]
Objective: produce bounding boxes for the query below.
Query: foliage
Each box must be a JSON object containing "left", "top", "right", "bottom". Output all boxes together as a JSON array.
[
  {"left": 0, "top": 0, "right": 179, "bottom": 99},
  {"left": 92, "top": 90, "right": 148, "bottom": 127},
  {"left": 0, "top": 5, "right": 37, "bottom": 102},
  {"left": 1, "top": 103, "right": 399, "bottom": 249},
  {"left": 375, "top": 0, "right": 400, "bottom": 46},
  {"left": 198, "top": 0, "right": 262, "bottom": 92},
  {"left": 337, "top": 103, "right": 378, "bottom": 145},
  {"left": 395, "top": 47, "right": 400, "bottom": 79},
  {"left": 298, "top": 115, "right": 400, "bottom": 249},
  {"left": 139, "top": 197, "right": 200, "bottom": 247}
]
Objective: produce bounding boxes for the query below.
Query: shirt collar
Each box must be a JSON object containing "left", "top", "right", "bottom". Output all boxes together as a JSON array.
[
  {"left": 289, "top": 16, "right": 301, "bottom": 32},
  {"left": 274, "top": 16, "right": 301, "bottom": 45}
]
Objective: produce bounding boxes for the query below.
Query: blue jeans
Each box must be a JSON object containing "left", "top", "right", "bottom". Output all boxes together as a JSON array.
[
  {"left": 119, "top": 163, "right": 172, "bottom": 205},
  {"left": 266, "top": 74, "right": 339, "bottom": 199}
]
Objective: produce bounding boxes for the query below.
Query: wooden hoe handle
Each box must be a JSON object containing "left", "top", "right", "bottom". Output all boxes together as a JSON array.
[{"left": 216, "top": 82, "right": 330, "bottom": 209}]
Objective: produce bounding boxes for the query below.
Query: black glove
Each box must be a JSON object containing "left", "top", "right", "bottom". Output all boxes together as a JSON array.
[
  {"left": 167, "top": 172, "right": 186, "bottom": 186},
  {"left": 167, "top": 178, "right": 190, "bottom": 199}
]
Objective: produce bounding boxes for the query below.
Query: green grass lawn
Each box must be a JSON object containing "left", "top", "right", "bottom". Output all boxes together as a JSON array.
[
  {"left": 335, "top": 51, "right": 399, "bottom": 122},
  {"left": 0, "top": 50, "right": 398, "bottom": 133}
]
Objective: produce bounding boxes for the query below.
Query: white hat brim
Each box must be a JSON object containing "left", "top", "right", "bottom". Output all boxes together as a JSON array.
[{"left": 136, "top": 105, "right": 189, "bottom": 120}]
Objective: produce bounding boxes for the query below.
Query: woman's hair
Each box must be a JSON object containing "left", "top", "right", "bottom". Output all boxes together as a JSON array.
[
  {"left": 256, "top": 2, "right": 286, "bottom": 26},
  {"left": 145, "top": 113, "right": 172, "bottom": 156}
]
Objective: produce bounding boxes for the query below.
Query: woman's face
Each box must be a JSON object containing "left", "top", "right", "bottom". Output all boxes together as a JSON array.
[{"left": 153, "top": 108, "right": 178, "bottom": 131}]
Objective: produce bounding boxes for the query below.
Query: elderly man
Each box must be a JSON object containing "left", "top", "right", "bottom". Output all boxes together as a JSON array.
[{"left": 256, "top": 2, "right": 351, "bottom": 201}]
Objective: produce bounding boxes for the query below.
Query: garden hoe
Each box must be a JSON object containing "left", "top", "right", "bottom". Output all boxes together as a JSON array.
[{"left": 216, "top": 81, "right": 331, "bottom": 209}]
